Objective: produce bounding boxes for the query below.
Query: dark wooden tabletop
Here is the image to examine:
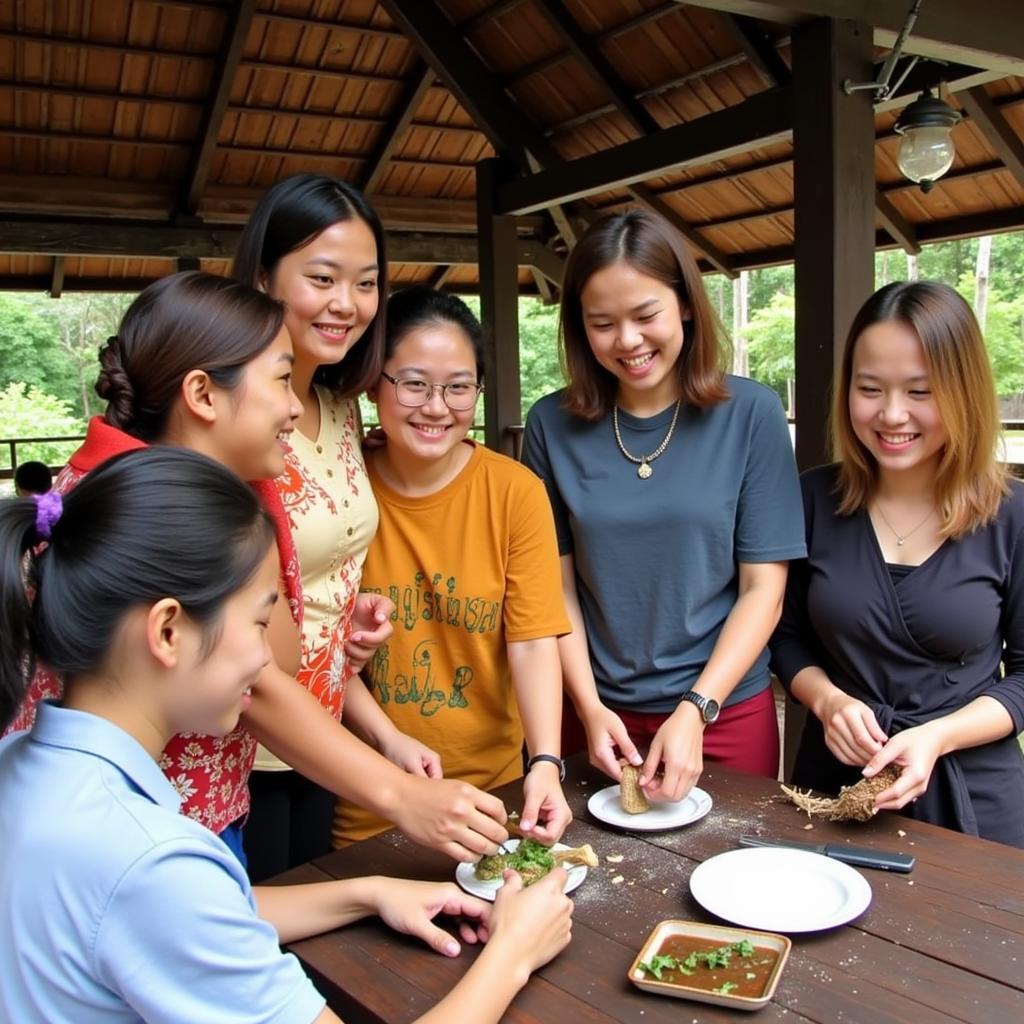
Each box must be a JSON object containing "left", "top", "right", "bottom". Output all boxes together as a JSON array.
[{"left": 278, "top": 756, "right": 1024, "bottom": 1023}]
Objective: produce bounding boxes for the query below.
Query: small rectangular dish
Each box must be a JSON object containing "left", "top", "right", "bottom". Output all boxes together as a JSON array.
[{"left": 627, "top": 919, "right": 791, "bottom": 1011}]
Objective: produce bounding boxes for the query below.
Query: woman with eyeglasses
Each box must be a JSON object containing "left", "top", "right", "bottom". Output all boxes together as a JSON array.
[{"left": 334, "top": 287, "right": 573, "bottom": 847}]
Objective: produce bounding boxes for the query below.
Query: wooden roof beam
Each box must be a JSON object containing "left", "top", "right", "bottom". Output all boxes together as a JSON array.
[
  {"left": 956, "top": 87, "right": 1024, "bottom": 188},
  {"left": 361, "top": 62, "right": 437, "bottom": 195},
  {"left": 0, "top": 219, "right": 558, "bottom": 267},
  {"left": 497, "top": 86, "right": 792, "bottom": 214},
  {"left": 509, "top": 3, "right": 680, "bottom": 86},
  {"left": 724, "top": 14, "right": 792, "bottom": 87},
  {"left": 533, "top": 0, "right": 735, "bottom": 274},
  {"left": 873, "top": 191, "right": 920, "bottom": 255},
  {"left": 180, "top": 0, "right": 257, "bottom": 217},
  {"left": 536, "top": 0, "right": 661, "bottom": 136},
  {"left": 519, "top": 240, "right": 565, "bottom": 287},
  {"left": 379, "top": 0, "right": 593, "bottom": 249},
  {"left": 675, "top": 1, "right": 1024, "bottom": 75},
  {"left": 427, "top": 266, "right": 455, "bottom": 290}
]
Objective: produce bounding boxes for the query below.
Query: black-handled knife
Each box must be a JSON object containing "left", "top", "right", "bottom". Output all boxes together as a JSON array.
[{"left": 739, "top": 835, "right": 915, "bottom": 873}]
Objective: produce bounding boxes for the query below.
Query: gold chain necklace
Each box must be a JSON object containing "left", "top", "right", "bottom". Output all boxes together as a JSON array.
[
  {"left": 872, "top": 503, "right": 935, "bottom": 547},
  {"left": 612, "top": 400, "right": 682, "bottom": 479}
]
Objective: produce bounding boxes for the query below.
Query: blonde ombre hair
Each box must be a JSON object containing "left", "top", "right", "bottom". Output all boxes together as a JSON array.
[{"left": 831, "top": 280, "right": 1009, "bottom": 539}]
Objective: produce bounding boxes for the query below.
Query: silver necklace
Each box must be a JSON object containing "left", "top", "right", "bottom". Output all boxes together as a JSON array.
[
  {"left": 612, "top": 400, "right": 681, "bottom": 479},
  {"left": 872, "top": 503, "right": 935, "bottom": 546}
]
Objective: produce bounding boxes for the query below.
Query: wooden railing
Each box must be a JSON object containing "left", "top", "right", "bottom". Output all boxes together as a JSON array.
[{"left": 3, "top": 420, "right": 1023, "bottom": 480}]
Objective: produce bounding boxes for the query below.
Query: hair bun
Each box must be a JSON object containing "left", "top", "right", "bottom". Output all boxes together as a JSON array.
[{"left": 95, "top": 336, "right": 137, "bottom": 430}]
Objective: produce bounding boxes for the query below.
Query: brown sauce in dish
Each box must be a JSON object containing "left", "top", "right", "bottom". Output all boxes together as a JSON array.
[{"left": 646, "top": 936, "right": 780, "bottom": 998}]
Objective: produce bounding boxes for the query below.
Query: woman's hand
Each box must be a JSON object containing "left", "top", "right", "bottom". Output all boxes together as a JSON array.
[
  {"left": 346, "top": 593, "right": 395, "bottom": 672},
  {"left": 816, "top": 689, "right": 888, "bottom": 767},
  {"left": 391, "top": 776, "right": 511, "bottom": 862},
  {"left": 373, "top": 880, "right": 493, "bottom": 956},
  {"left": 861, "top": 723, "right": 944, "bottom": 811},
  {"left": 519, "top": 764, "right": 572, "bottom": 844},
  {"left": 640, "top": 705, "right": 703, "bottom": 802},
  {"left": 580, "top": 703, "right": 643, "bottom": 780},
  {"left": 486, "top": 868, "right": 573, "bottom": 977},
  {"left": 379, "top": 730, "right": 444, "bottom": 779}
]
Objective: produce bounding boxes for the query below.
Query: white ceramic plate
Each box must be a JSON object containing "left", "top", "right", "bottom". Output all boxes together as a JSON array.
[
  {"left": 689, "top": 847, "right": 872, "bottom": 933},
  {"left": 587, "top": 784, "right": 712, "bottom": 831},
  {"left": 455, "top": 839, "right": 588, "bottom": 901}
]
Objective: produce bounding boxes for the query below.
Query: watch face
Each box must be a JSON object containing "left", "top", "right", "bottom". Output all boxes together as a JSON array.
[{"left": 703, "top": 698, "right": 721, "bottom": 723}]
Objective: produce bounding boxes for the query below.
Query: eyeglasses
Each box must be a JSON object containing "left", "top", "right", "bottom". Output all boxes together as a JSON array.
[{"left": 380, "top": 371, "right": 483, "bottom": 411}]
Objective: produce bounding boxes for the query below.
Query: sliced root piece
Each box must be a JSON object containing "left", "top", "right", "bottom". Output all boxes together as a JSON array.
[{"left": 552, "top": 843, "right": 599, "bottom": 868}]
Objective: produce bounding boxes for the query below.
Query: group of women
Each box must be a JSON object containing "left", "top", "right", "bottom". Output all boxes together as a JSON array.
[{"left": 0, "top": 172, "right": 1021, "bottom": 1023}]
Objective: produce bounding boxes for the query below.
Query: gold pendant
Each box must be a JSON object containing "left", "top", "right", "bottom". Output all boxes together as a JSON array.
[{"left": 637, "top": 462, "right": 652, "bottom": 479}]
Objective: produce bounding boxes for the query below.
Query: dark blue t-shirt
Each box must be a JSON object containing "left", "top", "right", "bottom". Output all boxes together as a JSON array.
[{"left": 523, "top": 376, "right": 806, "bottom": 712}]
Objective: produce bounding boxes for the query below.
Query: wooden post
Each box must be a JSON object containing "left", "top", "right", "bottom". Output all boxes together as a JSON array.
[
  {"left": 476, "top": 158, "right": 522, "bottom": 456},
  {"left": 792, "top": 17, "right": 876, "bottom": 473},
  {"left": 787, "top": 18, "right": 875, "bottom": 781}
]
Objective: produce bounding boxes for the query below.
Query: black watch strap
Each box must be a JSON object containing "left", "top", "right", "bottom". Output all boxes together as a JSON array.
[{"left": 527, "top": 753, "right": 566, "bottom": 782}]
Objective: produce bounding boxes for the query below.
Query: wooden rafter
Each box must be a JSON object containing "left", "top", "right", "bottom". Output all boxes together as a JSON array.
[
  {"left": 957, "top": 87, "right": 1024, "bottom": 188},
  {"left": 497, "top": 87, "right": 792, "bottom": 214},
  {"left": 509, "top": 2, "right": 680, "bottom": 86},
  {"left": 724, "top": 14, "right": 791, "bottom": 87},
  {"left": 181, "top": 0, "right": 258, "bottom": 216},
  {"left": 0, "top": 31, "right": 405, "bottom": 88},
  {"left": 361, "top": 62, "right": 437, "bottom": 195},
  {"left": 678, "top": 0, "right": 1024, "bottom": 75},
  {"left": 873, "top": 192, "right": 920, "bottom": 255},
  {"left": 378, "top": 0, "right": 592, "bottom": 248},
  {"left": 427, "top": 266, "right": 455, "bottom": 289},
  {"left": 537, "top": 0, "right": 659, "bottom": 136},
  {"left": 535, "top": 0, "right": 734, "bottom": 274},
  {"left": 0, "top": 219, "right": 558, "bottom": 268}
]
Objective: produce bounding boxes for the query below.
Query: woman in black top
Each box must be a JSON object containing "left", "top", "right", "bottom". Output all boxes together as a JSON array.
[{"left": 771, "top": 281, "right": 1024, "bottom": 846}]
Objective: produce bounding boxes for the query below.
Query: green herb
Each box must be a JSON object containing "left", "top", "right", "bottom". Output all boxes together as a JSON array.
[
  {"left": 638, "top": 954, "right": 677, "bottom": 980},
  {"left": 715, "top": 982, "right": 739, "bottom": 995},
  {"left": 638, "top": 941, "right": 758, "bottom": 982}
]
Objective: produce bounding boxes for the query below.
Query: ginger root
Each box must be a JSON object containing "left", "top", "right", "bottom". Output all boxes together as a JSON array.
[{"left": 781, "top": 764, "right": 902, "bottom": 822}]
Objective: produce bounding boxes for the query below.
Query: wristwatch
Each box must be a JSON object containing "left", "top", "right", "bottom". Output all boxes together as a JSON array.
[
  {"left": 680, "top": 690, "right": 720, "bottom": 725},
  {"left": 527, "top": 753, "right": 566, "bottom": 782}
]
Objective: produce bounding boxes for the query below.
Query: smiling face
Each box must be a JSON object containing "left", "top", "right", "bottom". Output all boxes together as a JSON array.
[
  {"left": 265, "top": 217, "right": 380, "bottom": 386},
  {"left": 372, "top": 321, "right": 480, "bottom": 468},
  {"left": 210, "top": 326, "right": 302, "bottom": 481},
  {"left": 579, "top": 261, "right": 687, "bottom": 412},
  {"left": 168, "top": 547, "right": 278, "bottom": 738},
  {"left": 848, "top": 319, "right": 948, "bottom": 482}
]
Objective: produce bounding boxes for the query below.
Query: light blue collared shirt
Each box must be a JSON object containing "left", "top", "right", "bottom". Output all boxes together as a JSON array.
[{"left": 0, "top": 703, "right": 326, "bottom": 1024}]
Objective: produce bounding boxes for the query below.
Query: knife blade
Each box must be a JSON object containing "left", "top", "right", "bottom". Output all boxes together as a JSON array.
[{"left": 739, "top": 835, "right": 915, "bottom": 872}]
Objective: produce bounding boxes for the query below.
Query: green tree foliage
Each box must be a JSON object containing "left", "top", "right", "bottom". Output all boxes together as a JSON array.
[
  {"left": 517, "top": 298, "right": 561, "bottom": 419},
  {"left": 0, "top": 295, "right": 68, "bottom": 402},
  {"left": 741, "top": 293, "right": 795, "bottom": 406},
  {"left": 0, "top": 292, "right": 128, "bottom": 419},
  {"left": 0, "top": 382, "right": 85, "bottom": 468}
]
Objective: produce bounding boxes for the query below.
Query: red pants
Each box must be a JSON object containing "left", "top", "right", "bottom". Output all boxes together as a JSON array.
[{"left": 561, "top": 685, "right": 780, "bottom": 779}]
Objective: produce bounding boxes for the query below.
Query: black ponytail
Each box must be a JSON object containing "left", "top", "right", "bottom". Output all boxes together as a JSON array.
[
  {"left": 0, "top": 500, "right": 42, "bottom": 731},
  {"left": 0, "top": 447, "right": 275, "bottom": 733}
]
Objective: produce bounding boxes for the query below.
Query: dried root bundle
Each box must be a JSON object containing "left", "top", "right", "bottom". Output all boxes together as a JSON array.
[{"left": 781, "top": 764, "right": 902, "bottom": 822}]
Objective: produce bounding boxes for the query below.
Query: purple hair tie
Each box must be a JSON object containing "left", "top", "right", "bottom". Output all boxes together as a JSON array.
[{"left": 33, "top": 491, "right": 63, "bottom": 540}]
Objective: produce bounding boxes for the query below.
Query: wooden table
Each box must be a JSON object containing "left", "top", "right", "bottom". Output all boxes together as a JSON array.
[{"left": 279, "top": 756, "right": 1024, "bottom": 1023}]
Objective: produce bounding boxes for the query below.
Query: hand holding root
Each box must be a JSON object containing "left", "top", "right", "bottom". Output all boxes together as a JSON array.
[{"left": 781, "top": 764, "right": 903, "bottom": 821}]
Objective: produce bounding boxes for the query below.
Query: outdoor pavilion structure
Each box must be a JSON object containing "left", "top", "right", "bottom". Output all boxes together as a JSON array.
[{"left": 1, "top": 0, "right": 1023, "bottom": 468}]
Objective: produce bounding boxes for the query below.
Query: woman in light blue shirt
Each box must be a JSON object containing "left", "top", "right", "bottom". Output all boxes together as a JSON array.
[{"left": 0, "top": 448, "right": 572, "bottom": 1024}]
